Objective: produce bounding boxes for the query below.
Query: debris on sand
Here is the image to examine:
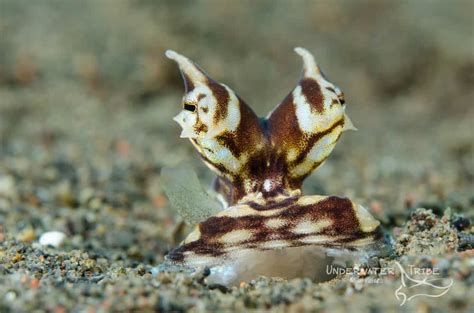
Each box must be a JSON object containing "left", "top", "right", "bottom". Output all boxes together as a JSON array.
[{"left": 395, "top": 208, "right": 459, "bottom": 256}]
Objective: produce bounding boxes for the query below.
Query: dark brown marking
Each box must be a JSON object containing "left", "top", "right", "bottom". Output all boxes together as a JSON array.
[
  {"left": 229, "top": 176, "right": 246, "bottom": 204},
  {"left": 207, "top": 80, "right": 230, "bottom": 124},
  {"left": 215, "top": 131, "right": 242, "bottom": 158},
  {"left": 194, "top": 120, "right": 208, "bottom": 133},
  {"left": 292, "top": 118, "right": 344, "bottom": 167},
  {"left": 261, "top": 184, "right": 287, "bottom": 199},
  {"left": 267, "top": 92, "right": 305, "bottom": 150},
  {"left": 338, "top": 92, "right": 345, "bottom": 104},
  {"left": 300, "top": 78, "right": 324, "bottom": 113},
  {"left": 167, "top": 239, "right": 226, "bottom": 262},
  {"left": 197, "top": 93, "right": 206, "bottom": 101},
  {"left": 166, "top": 248, "right": 185, "bottom": 262},
  {"left": 246, "top": 196, "right": 299, "bottom": 211}
]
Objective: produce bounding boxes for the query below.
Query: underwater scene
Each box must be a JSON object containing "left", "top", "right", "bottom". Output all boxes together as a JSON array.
[{"left": 0, "top": 1, "right": 472, "bottom": 312}]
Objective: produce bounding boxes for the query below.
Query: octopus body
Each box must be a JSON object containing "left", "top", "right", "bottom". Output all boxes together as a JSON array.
[{"left": 165, "top": 48, "right": 382, "bottom": 268}]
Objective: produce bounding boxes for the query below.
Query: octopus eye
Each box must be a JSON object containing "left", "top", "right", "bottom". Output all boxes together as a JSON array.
[
  {"left": 338, "top": 92, "right": 345, "bottom": 105},
  {"left": 184, "top": 102, "right": 197, "bottom": 112}
]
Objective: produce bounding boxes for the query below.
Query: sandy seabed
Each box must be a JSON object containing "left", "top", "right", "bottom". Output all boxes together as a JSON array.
[{"left": 0, "top": 1, "right": 473, "bottom": 312}]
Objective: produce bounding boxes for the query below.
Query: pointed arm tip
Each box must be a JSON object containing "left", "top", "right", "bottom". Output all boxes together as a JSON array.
[
  {"left": 294, "top": 47, "right": 319, "bottom": 77},
  {"left": 165, "top": 49, "right": 179, "bottom": 60}
]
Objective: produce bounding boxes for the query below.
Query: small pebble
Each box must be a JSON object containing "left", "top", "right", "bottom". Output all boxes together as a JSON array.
[
  {"left": 452, "top": 216, "right": 470, "bottom": 231},
  {"left": 17, "top": 228, "right": 36, "bottom": 242},
  {"left": 4, "top": 291, "right": 16, "bottom": 301},
  {"left": 39, "top": 231, "right": 67, "bottom": 247}
]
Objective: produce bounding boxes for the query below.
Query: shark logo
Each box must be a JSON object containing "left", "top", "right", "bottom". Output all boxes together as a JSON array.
[{"left": 394, "top": 261, "right": 454, "bottom": 306}]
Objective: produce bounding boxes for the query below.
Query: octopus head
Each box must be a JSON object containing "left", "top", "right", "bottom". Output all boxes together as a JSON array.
[{"left": 166, "top": 50, "right": 241, "bottom": 140}]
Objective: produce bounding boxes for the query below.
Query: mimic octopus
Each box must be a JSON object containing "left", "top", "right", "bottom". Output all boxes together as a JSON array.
[{"left": 163, "top": 47, "right": 388, "bottom": 285}]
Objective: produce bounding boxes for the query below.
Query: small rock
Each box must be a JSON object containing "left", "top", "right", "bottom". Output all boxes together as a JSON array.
[
  {"left": 4, "top": 291, "right": 16, "bottom": 301},
  {"left": 395, "top": 208, "right": 459, "bottom": 255},
  {"left": 17, "top": 228, "right": 36, "bottom": 242},
  {"left": 12, "top": 253, "right": 24, "bottom": 263},
  {"left": 39, "top": 231, "right": 67, "bottom": 247},
  {"left": 452, "top": 216, "right": 470, "bottom": 231},
  {"left": 0, "top": 175, "right": 16, "bottom": 198}
]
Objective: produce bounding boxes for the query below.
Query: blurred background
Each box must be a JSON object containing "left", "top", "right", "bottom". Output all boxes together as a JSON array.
[
  {"left": 0, "top": 0, "right": 473, "bottom": 260},
  {"left": 0, "top": 1, "right": 473, "bottom": 311}
]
